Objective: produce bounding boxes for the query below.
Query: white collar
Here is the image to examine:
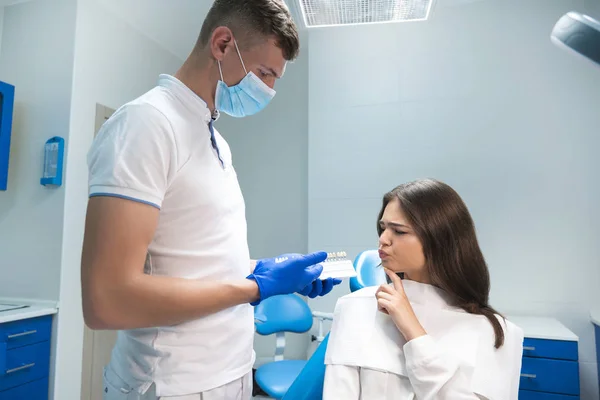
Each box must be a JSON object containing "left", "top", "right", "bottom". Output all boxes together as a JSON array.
[
  {"left": 157, "top": 74, "right": 212, "bottom": 124},
  {"left": 342, "top": 280, "right": 456, "bottom": 311},
  {"left": 402, "top": 280, "right": 455, "bottom": 309},
  {"left": 326, "top": 284, "right": 520, "bottom": 400}
]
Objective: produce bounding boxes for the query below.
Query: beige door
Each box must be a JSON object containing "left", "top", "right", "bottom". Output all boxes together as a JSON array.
[{"left": 80, "top": 104, "right": 118, "bottom": 400}]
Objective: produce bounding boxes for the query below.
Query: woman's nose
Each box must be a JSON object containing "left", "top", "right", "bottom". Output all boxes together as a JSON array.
[{"left": 379, "top": 230, "right": 391, "bottom": 246}]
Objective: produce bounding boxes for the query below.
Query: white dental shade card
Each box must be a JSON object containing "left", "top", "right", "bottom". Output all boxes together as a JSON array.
[{"left": 319, "top": 251, "right": 357, "bottom": 280}]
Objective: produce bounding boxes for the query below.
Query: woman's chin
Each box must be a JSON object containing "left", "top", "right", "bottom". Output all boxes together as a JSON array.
[{"left": 381, "top": 259, "right": 400, "bottom": 271}]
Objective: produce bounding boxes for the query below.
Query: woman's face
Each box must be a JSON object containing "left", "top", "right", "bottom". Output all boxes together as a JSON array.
[{"left": 378, "top": 198, "right": 429, "bottom": 283}]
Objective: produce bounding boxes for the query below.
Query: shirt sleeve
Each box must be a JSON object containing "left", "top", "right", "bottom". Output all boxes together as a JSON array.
[
  {"left": 508, "top": 324, "right": 524, "bottom": 400},
  {"left": 87, "top": 103, "right": 177, "bottom": 209},
  {"left": 404, "top": 335, "right": 484, "bottom": 399},
  {"left": 322, "top": 364, "right": 360, "bottom": 400}
]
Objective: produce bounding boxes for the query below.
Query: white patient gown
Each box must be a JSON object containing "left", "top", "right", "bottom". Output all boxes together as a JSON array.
[{"left": 323, "top": 280, "right": 524, "bottom": 400}]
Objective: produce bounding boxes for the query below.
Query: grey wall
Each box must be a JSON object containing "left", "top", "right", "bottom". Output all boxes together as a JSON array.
[{"left": 306, "top": 0, "right": 600, "bottom": 396}]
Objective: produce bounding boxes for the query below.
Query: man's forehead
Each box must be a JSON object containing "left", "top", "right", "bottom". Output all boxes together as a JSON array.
[{"left": 260, "top": 38, "right": 288, "bottom": 77}]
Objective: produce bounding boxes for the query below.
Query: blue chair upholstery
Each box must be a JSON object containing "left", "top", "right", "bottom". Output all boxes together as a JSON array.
[
  {"left": 349, "top": 249, "right": 385, "bottom": 292},
  {"left": 254, "top": 294, "right": 314, "bottom": 399},
  {"left": 282, "top": 333, "right": 330, "bottom": 400}
]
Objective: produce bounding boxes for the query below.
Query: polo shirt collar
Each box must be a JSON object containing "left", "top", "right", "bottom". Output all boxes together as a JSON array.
[{"left": 158, "top": 74, "right": 213, "bottom": 124}]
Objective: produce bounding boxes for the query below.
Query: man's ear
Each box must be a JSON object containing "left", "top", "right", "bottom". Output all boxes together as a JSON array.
[{"left": 210, "top": 26, "right": 234, "bottom": 61}]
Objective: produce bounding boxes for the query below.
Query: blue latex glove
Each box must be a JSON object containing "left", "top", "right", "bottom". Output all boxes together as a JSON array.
[
  {"left": 297, "top": 277, "right": 342, "bottom": 298},
  {"left": 247, "top": 251, "right": 327, "bottom": 305}
]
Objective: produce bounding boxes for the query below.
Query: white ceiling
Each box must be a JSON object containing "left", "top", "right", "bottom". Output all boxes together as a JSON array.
[
  {"left": 97, "top": 0, "right": 214, "bottom": 60},
  {"left": 96, "top": 0, "right": 489, "bottom": 62},
  {"left": 95, "top": 0, "right": 309, "bottom": 61},
  {"left": 2, "top": 0, "right": 518, "bottom": 61}
]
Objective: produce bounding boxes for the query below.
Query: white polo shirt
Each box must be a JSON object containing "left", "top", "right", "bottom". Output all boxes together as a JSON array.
[{"left": 87, "top": 74, "right": 255, "bottom": 396}]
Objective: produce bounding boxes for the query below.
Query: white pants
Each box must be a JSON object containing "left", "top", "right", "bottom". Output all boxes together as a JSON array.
[{"left": 103, "top": 364, "right": 253, "bottom": 400}]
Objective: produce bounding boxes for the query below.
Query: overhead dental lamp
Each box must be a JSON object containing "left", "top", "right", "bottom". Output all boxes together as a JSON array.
[
  {"left": 551, "top": 11, "right": 600, "bottom": 68},
  {"left": 293, "top": 0, "right": 434, "bottom": 28}
]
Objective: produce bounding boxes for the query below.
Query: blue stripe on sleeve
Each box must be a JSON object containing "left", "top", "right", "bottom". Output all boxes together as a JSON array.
[{"left": 89, "top": 192, "right": 161, "bottom": 210}]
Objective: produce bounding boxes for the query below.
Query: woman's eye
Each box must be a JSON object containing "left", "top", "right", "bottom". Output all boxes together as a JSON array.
[{"left": 395, "top": 230, "right": 406, "bottom": 235}]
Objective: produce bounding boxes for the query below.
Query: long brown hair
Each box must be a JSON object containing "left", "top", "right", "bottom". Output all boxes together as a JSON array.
[{"left": 377, "top": 179, "right": 505, "bottom": 349}]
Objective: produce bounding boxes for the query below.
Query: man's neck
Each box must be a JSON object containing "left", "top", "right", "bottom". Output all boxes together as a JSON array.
[{"left": 174, "top": 57, "right": 218, "bottom": 114}]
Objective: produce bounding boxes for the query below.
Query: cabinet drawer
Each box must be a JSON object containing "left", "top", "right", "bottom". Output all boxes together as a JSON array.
[
  {"left": 0, "top": 316, "right": 52, "bottom": 350},
  {"left": 519, "top": 389, "right": 578, "bottom": 399},
  {"left": 0, "top": 341, "right": 50, "bottom": 392},
  {"left": 522, "top": 338, "right": 578, "bottom": 361},
  {"left": 0, "top": 377, "right": 48, "bottom": 400},
  {"left": 520, "top": 356, "right": 579, "bottom": 395}
]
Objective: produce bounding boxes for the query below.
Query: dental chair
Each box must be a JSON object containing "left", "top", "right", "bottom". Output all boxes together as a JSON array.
[
  {"left": 255, "top": 251, "right": 385, "bottom": 399},
  {"left": 253, "top": 294, "right": 315, "bottom": 399},
  {"left": 281, "top": 333, "right": 330, "bottom": 400},
  {"left": 348, "top": 249, "right": 385, "bottom": 292}
]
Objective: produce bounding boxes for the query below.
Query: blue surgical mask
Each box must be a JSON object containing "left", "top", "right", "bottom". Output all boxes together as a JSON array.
[{"left": 215, "top": 40, "right": 276, "bottom": 118}]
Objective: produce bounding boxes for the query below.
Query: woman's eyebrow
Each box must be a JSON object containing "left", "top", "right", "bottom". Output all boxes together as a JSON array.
[{"left": 380, "top": 220, "right": 408, "bottom": 228}]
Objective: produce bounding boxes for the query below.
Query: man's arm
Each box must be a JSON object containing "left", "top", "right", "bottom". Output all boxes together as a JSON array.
[{"left": 81, "top": 196, "right": 260, "bottom": 330}]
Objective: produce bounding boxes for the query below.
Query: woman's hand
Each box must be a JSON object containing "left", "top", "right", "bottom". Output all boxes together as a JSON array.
[{"left": 376, "top": 268, "right": 427, "bottom": 342}]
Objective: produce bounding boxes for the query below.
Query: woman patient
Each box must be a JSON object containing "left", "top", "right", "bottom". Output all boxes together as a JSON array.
[{"left": 323, "top": 179, "right": 524, "bottom": 399}]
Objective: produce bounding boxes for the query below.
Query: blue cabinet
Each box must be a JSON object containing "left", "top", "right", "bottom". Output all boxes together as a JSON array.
[
  {"left": 0, "top": 315, "right": 52, "bottom": 399},
  {"left": 592, "top": 312, "right": 600, "bottom": 397},
  {"left": 0, "top": 80, "right": 15, "bottom": 191},
  {"left": 510, "top": 316, "right": 580, "bottom": 400}
]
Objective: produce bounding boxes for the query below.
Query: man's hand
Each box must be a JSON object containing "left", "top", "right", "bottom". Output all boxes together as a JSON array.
[
  {"left": 246, "top": 252, "right": 327, "bottom": 305},
  {"left": 297, "top": 277, "right": 342, "bottom": 298}
]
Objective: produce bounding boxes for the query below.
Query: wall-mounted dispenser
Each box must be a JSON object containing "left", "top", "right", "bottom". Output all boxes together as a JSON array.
[
  {"left": 0, "top": 80, "right": 15, "bottom": 191},
  {"left": 40, "top": 136, "right": 65, "bottom": 188}
]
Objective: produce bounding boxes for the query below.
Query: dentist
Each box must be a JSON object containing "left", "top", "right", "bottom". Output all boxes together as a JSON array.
[{"left": 81, "top": 1, "right": 339, "bottom": 399}]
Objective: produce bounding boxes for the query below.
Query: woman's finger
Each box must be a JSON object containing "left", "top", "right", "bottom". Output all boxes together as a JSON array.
[
  {"left": 384, "top": 268, "right": 405, "bottom": 292},
  {"left": 376, "top": 284, "right": 388, "bottom": 295},
  {"left": 376, "top": 291, "right": 395, "bottom": 302},
  {"left": 378, "top": 306, "right": 389, "bottom": 315},
  {"left": 378, "top": 284, "right": 397, "bottom": 295},
  {"left": 377, "top": 298, "right": 392, "bottom": 312}
]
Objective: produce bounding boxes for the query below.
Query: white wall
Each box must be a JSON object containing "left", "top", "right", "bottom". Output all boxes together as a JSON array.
[
  {"left": 53, "top": 1, "right": 182, "bottom": 399},
  {"left": 0, "top": 7, "right": 4, "bottom": 55},
  {"left": 0, "top": 0, "right": 77, "bottom": 301},
  {"left": 0, "top": 1, "right": 77, "bottom": 398},
  {"left": 217, "top": 31, "right": 310, "bottom": 362},
  {"left": 307, "top": 0, "right": 600, "bottom": 397}
]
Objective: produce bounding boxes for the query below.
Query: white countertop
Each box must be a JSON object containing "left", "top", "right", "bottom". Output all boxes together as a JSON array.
[
  {"left": 507, "top": 315, "right": 578, "bottom": 342},
  {"left": 0, "top": 297, "right": 58, "bottom": 324},
  {"left": 591, "top": 309, "right": 600, "bottom": 327}
]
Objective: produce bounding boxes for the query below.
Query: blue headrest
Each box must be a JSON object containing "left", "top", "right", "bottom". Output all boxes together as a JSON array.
[
  {"left": 254, "top": 294, "right": 313, "bottom": 335},
  {"left": 349, "top": 249, "right": 386, "bottom": 292}
]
